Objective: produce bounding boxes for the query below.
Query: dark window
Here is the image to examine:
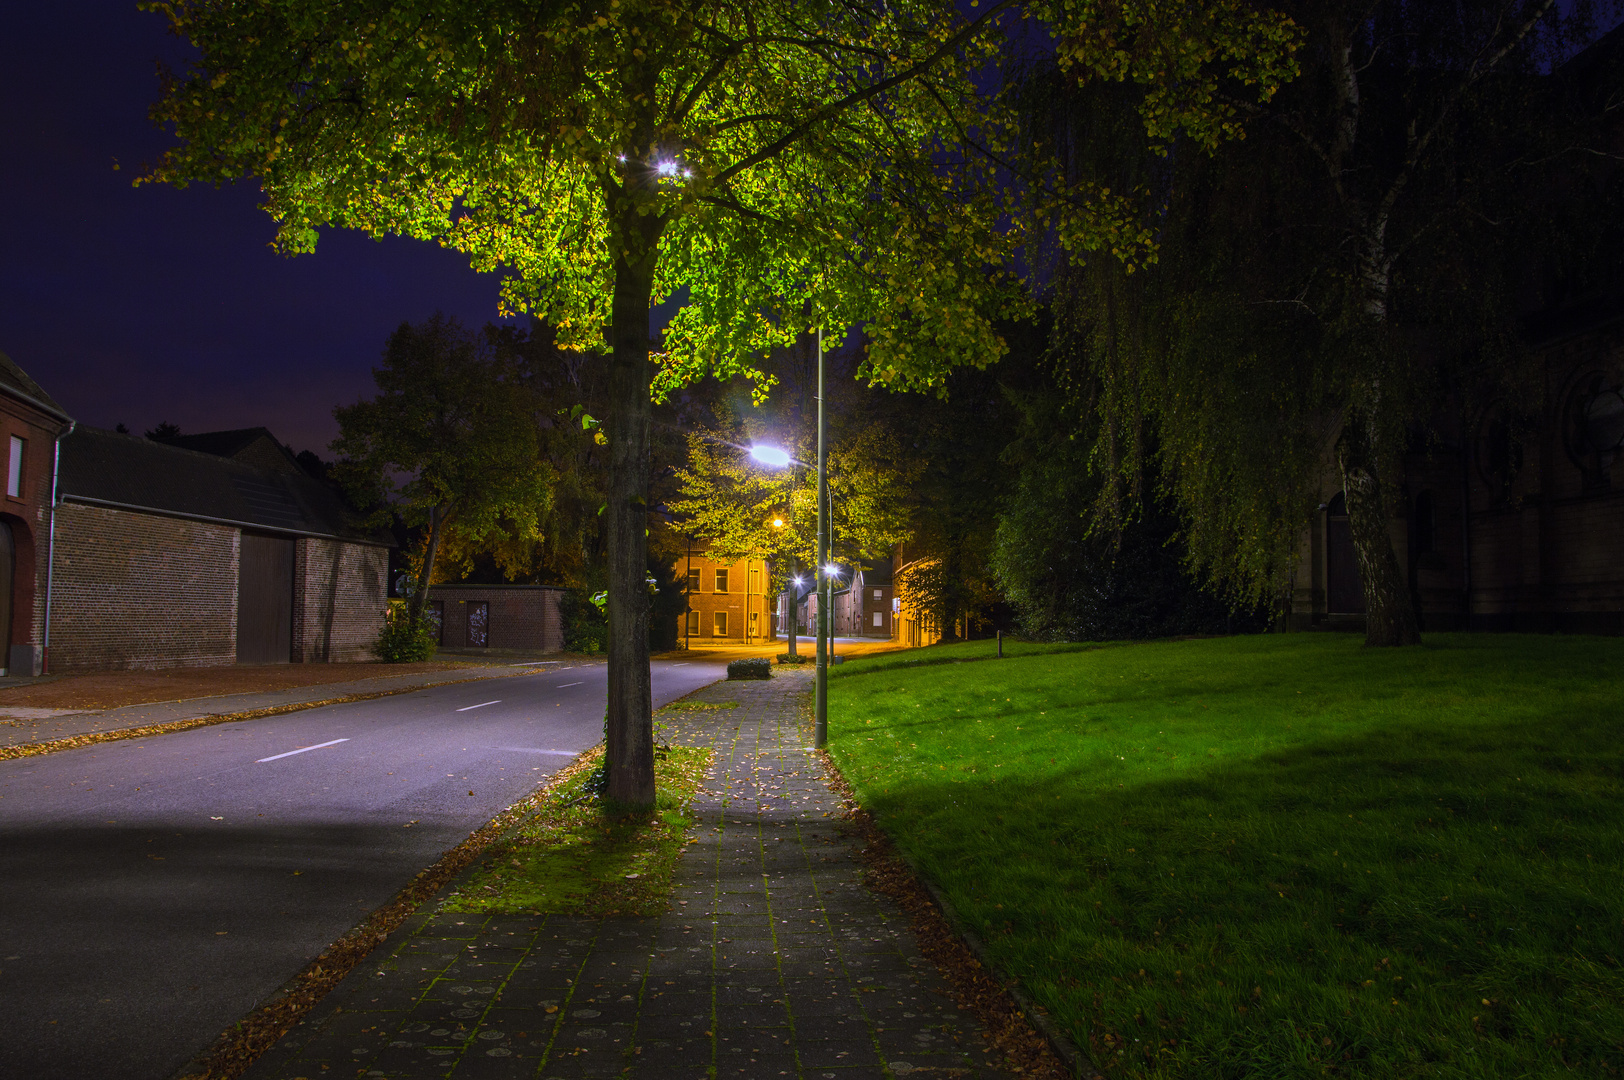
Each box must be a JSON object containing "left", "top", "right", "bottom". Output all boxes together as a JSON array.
[
  {"left": 1325, "top": 494, "right": 1364, "bottom": 614},
  {"left": 468, "top": 602, "right": 489, "bottom": 647},
  {"left": 715, "top": 568, "right": 729, "bottom": 593},
  {"left": 687, "top": 568, "right": 700, "bottom": 593},
  {"left": 1413, "top": 491, "right": 1435, "bottom": 555},
  {"left": 6, "top": 436, "right": 23, "bottom": 498}
]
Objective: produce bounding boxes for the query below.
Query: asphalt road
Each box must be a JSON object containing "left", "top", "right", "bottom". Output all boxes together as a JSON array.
[{"left": 0, "top": 658, "right": 723, "bottom": 1080}]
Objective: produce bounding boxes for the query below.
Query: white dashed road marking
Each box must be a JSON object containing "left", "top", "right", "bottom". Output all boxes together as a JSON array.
[
  {"left": 456, "top": 700, "right": 502, "bottom": 712},
  {"left": 556, "top": 682, "right": 584, "bottom": 688},
  {"left": 256, "top": 738, "right": 350, "bottom": 763}
]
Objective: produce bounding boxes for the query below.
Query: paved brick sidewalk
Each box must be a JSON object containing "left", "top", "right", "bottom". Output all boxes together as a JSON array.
[{"left": 241, "top": 670, "right": 1010, "bottom": 1080}]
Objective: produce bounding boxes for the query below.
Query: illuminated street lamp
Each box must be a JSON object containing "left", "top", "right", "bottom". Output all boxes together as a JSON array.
[
  {"left": 747, "top": 328, "right": 833, "bottom": 746},
  {"left": 749, "top": 444, "right": 794, "bottom": 469}
]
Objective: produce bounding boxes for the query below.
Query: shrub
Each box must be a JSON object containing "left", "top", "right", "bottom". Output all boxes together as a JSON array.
[
  {"left": 561, "top": 590, "right": 608, "bottom": 653},
  {"left": 776, "top": 653, "right": 812, "bottom": 664},
  {"left": 371, "top": 614, "right": 438, "bottom": 662},
  {"left": 727, "top": 657, "right": 771, "bottom": 680}
]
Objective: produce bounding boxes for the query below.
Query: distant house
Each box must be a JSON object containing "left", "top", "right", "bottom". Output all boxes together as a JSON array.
[
  {"left": 831, "top": 559, "right": 894, "bottom": 638},
  {"left": 49, "top": 425, "right": 393, "bottom": 670},
  {"left": 680, "top": 551, "right": 775, "bottom": 646},
  {"left": 892, "top": 555, "right": 943, "bottom": 647},
  {"left": 0, "top": 351, "right": 74, "bottom": 677}
]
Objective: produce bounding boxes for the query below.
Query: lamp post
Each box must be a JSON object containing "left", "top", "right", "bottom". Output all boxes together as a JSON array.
[
  {"left": 814, "top": 325, "right": 829, "bottom": 748},
  {"left": 747, "top": 324, "right": 831, "bottom": 747}
]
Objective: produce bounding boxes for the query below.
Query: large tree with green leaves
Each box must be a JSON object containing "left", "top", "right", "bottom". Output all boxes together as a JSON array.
[
  {"left": 144, "top": 0, "right": 1298, "bottom": 803},
  {"left": 1026, "top": 0, "right": 1618, "bottom": 645},
  {"left": 333, "top": 314, "right": 551, "bottom": 625}
]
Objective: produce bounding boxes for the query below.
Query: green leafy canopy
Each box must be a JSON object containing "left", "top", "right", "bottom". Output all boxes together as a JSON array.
[{"left": 141, "top": 0, "right": 1300, "bottom": 397}]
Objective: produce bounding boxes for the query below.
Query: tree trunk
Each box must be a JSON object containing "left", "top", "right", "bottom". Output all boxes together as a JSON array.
[
  {"left": 603, "top": 190, "right": 663, "bottom": 808},
  {"left": 1337, "top": 418, "right": 1420, "bottom": 647},
  {"left": 407, "top": 504, "right": 445, "bottom": 626}
]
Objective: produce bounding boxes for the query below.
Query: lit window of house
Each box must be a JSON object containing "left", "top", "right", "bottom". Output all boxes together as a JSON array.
[
  {"left": 715, "top": 568, "right": 729, "bottom": 593},
  {"left": 872, "top": 588, "right": 882, "bottom": 601}
]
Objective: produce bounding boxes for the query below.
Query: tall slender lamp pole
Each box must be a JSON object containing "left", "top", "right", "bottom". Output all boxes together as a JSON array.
[{"left": 814, "top": 325, "right": 829, "bottom": 748}]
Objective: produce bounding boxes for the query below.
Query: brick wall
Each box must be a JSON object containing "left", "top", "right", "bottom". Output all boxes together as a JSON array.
[
  {"left": 293, "top": 538, "right": 388, "bottom": 662},
  {"left": 49, "top": 502, "right": 238, "bottom": 671},
  {"left": 431, "top": 585, "right": 564, "bottom": 652},
  {"left": 1288, "top": 328, "right": 1624, "bottom": 633}
]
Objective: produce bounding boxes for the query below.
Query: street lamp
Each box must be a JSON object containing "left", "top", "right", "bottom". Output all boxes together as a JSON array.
[
  {"left": 746, "top": 327, "right": 833, "bottom": 746},
  {"left": 749, "top": 444, "right": 794, "bottom": 469}
]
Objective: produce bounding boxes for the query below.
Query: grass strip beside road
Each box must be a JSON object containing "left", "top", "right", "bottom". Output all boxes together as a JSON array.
[
  {"left": 826, "top": 633, "right": 1624, "bottom": 1079},
  {"left": 445, "top": 741, "right": 712, "bottom": 917}
]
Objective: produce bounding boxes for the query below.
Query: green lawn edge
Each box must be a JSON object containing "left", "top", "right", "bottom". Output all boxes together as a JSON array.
[{"left": 826, "top": 633, "right": 1624, "bottom": 1079}]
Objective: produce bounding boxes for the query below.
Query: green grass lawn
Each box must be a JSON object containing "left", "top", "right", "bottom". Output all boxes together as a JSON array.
[{"left": 826, "top": 634, "right": 1624, "bottom": 1078}]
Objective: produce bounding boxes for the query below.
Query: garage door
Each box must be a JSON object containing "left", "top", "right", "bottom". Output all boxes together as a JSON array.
[{"left": 238, "top": 532, "right": 294, "bottom": 663}]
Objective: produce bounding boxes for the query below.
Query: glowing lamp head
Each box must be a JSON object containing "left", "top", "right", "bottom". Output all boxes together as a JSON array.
[
  {"left": 793, "top": 576, "right": 804, "bottom": 587},
  {"left": 749, "top": 444, "right": 792, "bottom": 468},
  {"left": 823, "top": 563, "right": 840, "bottom": 576},
  {"left": 772, "top": 517, "right": 785, "bottom": 528}
]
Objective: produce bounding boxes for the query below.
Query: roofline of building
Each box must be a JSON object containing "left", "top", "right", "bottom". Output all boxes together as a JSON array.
[
  {"left": 1, "top": 383, "right": 73, "bottom": 425},
  {"left": 59, "top": 493, "right": 394, "bottom": 548}
]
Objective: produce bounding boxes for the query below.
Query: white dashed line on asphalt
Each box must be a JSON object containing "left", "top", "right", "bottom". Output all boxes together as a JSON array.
[
  {"left": 456, "top": 700, "right": 502, "bottom": 712},
  {"left": 256, "top": 739, "right": 349, "bottom": 763},
  {"left": 556, "top": 682, "right": 583, "bottom": 688}
]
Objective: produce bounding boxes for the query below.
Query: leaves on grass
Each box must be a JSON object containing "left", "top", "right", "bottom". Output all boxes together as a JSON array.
[{"left": 443, "top": 744, "right": 711, "bottom": 917}]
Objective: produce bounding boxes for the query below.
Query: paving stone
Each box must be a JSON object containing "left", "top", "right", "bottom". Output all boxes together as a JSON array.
[{"left": 241, "top": 671, "right": 1016, "bottom": 1080}]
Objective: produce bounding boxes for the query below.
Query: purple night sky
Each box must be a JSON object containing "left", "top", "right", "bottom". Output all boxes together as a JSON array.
[{"left": 0, "top": 1, "right": 518, "bottom": 458}]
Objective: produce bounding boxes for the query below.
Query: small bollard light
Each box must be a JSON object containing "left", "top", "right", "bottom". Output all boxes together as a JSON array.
[{"left": 997, "top": 630, "right": 1003, "bottom": 658}]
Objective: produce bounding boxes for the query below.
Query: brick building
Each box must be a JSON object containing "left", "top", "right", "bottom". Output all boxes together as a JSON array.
[
  {"left": 1289, "top": 305, "right": 1624, "bottom": 633},
  {"left": 425, "top": 583, "right": 566, "bottom": 652},
  {"left": 680, "top": 552, "right": 775, "bottom": 646},
  {"left": 0, "top": 352, "right": 74, "bottom": 677},
  {"left": 48, "top": 425, "right": 392, "bottom": 670},
  {"left": 830, "top": 559, "right": 895, "bottom": 638}
]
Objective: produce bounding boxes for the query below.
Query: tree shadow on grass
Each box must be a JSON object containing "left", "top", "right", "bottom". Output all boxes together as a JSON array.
[{"left": 863, "top": 712, "right": 1624, "bottom": 1079}]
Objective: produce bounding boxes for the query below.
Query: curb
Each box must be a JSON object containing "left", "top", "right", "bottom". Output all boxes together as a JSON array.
[
  {"left": 0, "top": 666, "right": 570, "bottom": 761},
  {"left": 912, "top": 870, "right": 1099, "bottom": 1079},
  {"left": 817, "top": 746, "right": 1101, "bottom": 1080},
  {"left": 166, "top": 746, "right": 604, "bottom": 1080}
]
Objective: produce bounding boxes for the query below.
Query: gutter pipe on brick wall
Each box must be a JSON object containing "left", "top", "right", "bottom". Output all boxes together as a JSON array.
[{"left": 42, "top": 419, "right": 74, "bottom": 675}]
